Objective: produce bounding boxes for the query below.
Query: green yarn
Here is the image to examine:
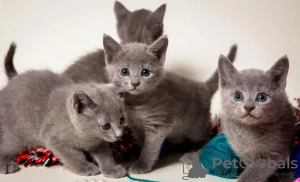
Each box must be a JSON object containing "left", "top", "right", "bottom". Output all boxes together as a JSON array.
[
  {"left": 126, "top": 166, "right": 162, "bottom": 182},
  {"left": 199, "top": 134, "right": 240, "bottom": 179}
]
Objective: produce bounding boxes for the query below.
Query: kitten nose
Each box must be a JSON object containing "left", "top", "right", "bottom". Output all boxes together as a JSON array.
[
  {"left": 131, "top": 82, "right": 140, "bottom": 87},
  {"left": 114, "top": 130, "right": 123, "bottom": 139},
  {"left": 244, "top": 100, "right": 255, "bottom": 112}
]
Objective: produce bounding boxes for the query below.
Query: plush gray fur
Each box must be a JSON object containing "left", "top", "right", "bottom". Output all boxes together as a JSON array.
[
  {"left": 4, "top": 42, "right": 17, "bottom": 80},
  {"left": 115, "top": 1, "right": 166, "bottom": 45},
  {"left": 218, "top": 55, "right": 296, "bottom": 182},
  {"left": 102, "top": 34, "right": 237, "bottom": 174},
  {"left": 3, "top": 1, "right": 166, "bottom": 82},
  {"left": 62, "top": 1, "right": 166, "bottom": 83},
  {"left": 0, "top": 70, "right": 127, "bottom": 178}
]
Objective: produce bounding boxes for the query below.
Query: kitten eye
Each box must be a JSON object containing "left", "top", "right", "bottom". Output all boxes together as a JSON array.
[
  {"left": 121, "top": 68, "right": 130, "bottom": 76},
  {"left": 141, "top": 69, "right": 150, "bottom": 77},
  {"left": 257, "top": 93, "right": 268, "bottom": 102},
  {"left": 102, "top": 123, "right": 111, "bottom": 130},
  {"left": 120, "top": 117, "right": 125, "bottom": 125},
  {"left": 233, "top": 92, "right": 243, "bottom": 101}
]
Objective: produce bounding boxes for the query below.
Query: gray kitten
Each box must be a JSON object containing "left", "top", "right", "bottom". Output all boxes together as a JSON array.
[
  {"left": 3, "top": 1, "right": 166, "bottom": 81},
  {"left": 102, "top": 34, "right": 237, "bottom": 174},
  {"left": 0, "top": 70, "right": 127, "bottom": 178},
  {"left": 218, "top": 55, "right": 296, "bottom": 182}
]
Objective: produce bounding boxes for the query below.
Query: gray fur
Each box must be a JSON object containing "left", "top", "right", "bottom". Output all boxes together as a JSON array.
[
  {"left": 62, "top": 1, "right": 166, "bottom": 83},
  {"left": 0, "top": 70, "right": 127, "bottom": 178},
  {"left": 4, "top": 42, "right": 18, "bottom": 80},
  {"left": 218, "top": 55, "right": 296, "bottom": 182},
  {"left": 102, "top": 34, "right": 237, "bottom": 174},
  {"left": 3, "top": 2, "right": 166, "bottom": 82},
  {"left": 115, "top": 1, "right": 166, "bottom": 45}
]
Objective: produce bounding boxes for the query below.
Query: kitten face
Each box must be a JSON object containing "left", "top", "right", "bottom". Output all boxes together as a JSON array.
[
  {"left": 218, "top": 55, "right": 289, "bottom": 125},
  {"left": 103, "top": 34, "right": 168, "bottom": 95},
  {"left": 114, "top": 1, "right": 166, "bottom": 45},
  {"left": 70, "top": 86, "right": 126, "bottom": 142}
]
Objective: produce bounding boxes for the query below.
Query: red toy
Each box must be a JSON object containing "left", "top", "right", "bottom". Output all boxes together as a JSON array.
[{"left": 15, "top": 148, "right": 59, "bottom": 167}]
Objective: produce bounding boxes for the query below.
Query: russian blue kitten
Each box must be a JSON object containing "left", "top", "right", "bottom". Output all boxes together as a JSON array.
[
  {"left": 62, "top": 1, "right": 166, "bottom": 83},
  {"left": 0, "top": 70, "right": 127, "bottom": 178},
  {"left": 102, "top": 34, "right": 237, "bottom": 174},
  {"left": 218, "top": 55, "right": 296, "bottom": 182},
  {"left": 3, "top": 1, "right": 166, "bottom": 82}
]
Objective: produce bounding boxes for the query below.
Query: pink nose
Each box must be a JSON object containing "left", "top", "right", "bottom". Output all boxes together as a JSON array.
[{"left": 131, "top": 82, "right": 140, "bottom": 87}]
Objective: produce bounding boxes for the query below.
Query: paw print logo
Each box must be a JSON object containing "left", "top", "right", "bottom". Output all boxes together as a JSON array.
[{"left": 255, "top": 158, "right": 266, "bottom": 169}]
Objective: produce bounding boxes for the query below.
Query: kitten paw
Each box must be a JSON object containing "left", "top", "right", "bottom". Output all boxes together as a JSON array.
[
  {"left": 102, "top": 165, "right": 126, "bottom": 178},
  {"left": 0, "top": 161, "right": 19, "bottom": 174},
  {"left": 179, "top": 153, "right": 193, "bottom": 165},
  {"left": 179, "top": 151, "right": 200, "bottom": 165},
  {"left": 70, "top": 163, "right": 100, "bottom": 176},
  {"left": 130, "top": 161, "right": 152, "bottom": 174}
]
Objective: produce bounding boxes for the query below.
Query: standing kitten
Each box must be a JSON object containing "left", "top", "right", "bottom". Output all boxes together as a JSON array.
[
  {"left": 3, "top": 2, "right": 166, "bottom": 82},
  {"left": 218, "top": 55, "right": 296, "bottom": 182},
  {"left": 102, "top": 34, "right": 237, "bottom": 174},
  {"left": 0, "top": 70, "right": 127, "bottom": 178}
]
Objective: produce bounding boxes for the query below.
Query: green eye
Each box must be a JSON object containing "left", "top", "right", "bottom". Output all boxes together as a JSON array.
[
  {"left": 233, "top": 92, "right": 243, "bottom": 101},
  {"left": 102, "top": 123, "right": 111, "bottom": 130},
  {"left": 257, "top": 93, "right": 268, "bottom": 102},
  {"left": 120, "top": 117, "right": 125, "bottom": 125},
  {"left": 141, "top": 69, "right": 150, "bottom": 77},
  {"left": 121, "top": 68, "right": 130, "bottom": 76}
]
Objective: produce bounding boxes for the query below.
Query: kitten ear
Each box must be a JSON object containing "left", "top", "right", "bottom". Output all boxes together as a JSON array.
[
  {"left": 266, "top": 55, "right": 289, "bottom": 90},
  {"left": 73, "top": 91, "right": 96, "bottom": 115},
  {"left": 147, "top": 4, "right": 166, "bottom": 27},
  {"left": 114, "top": 1, "right": 131, "bottom": 20},
  {"left": 103, "top": 34, "right": 122, "bottom": 64},
  {"left": 218, "top": 55, "right": 239, "bottom": 87},
  {"left": 147, "top": 35, "right": 168, "bottom": 63}
]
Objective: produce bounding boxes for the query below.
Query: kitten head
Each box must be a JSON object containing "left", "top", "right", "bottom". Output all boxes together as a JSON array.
[
  {"left": 103, "top": 34, "right": 168, "bottom": 95},
  {"left": 68, "top": 84, "right": 126, "bottom": 142},
  {"left": 218, "top": 55, "right": 289, "bottom": 125},
  {"left": 114, "top": 1, "right": 166, "bottom": 45}
]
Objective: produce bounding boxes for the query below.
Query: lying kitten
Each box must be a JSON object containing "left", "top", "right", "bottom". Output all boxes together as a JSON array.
[
  {"left": 3, "top": 1, "right": 166, "bottom": 82},
  {"left": 218, "top": 55, "right": 296, "bottom": 182},
  {"left": 0, "top": 70, "right": 127, "bottom": 178},
  {"left": 102, "top": 34, "right": 237, "bottom": 174}
]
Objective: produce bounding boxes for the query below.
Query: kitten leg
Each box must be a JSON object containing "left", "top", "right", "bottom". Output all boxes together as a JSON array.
[
  {"left": 0, "top": 156, "right": 19, "bottom": 174},
  {"left": 90, "top": 142, "right": 126, "bottom": 178},
  {"left": 238, "top": 157, "right": 279, "bottom": 182},
  {"left": 180, "top": 123, "right": 211, "bottom": 165},
  {"left": 0, "top": 136, "right": 24, "bottom": 174},
  {"left": 49, "top": 144, "right": 100, "bottom": 176},
  {"left": 179, "top": 141, "right": 209, "bottom": 165},
  {"left": 179, "top": 151, "right": 201, "bottom": 165},
  {"left": 130, "top": 126, "right": 169, "bottom": 174}
]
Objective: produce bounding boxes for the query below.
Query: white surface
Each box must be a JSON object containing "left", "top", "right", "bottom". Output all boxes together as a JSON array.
[
  {"left": 0, "top": 0, "right": 299, "bottom": 181},
  {"left": 0, "top": 155, "right": 237, "bottom": 182},
  {"left": 0, "top": 0, "right": 300, "bottom": 113}
]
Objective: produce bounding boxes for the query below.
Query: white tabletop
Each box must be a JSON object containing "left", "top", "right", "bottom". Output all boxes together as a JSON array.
[{"left": 0, "top": 155, "right": 237, "bottom": 182}]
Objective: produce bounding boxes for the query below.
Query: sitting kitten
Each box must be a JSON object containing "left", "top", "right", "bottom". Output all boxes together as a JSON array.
[
  {"left": 3, "top": 1, "right": 166, "bottom": 82},
  {"left": 218, "top": 55, "right": 296, "bottom": 182},
  {"left": 102, "top": 34, "right": 237, "bottom": 174},
  {"left": 0, "top": 70, "right": 127, "bottom": 178}
]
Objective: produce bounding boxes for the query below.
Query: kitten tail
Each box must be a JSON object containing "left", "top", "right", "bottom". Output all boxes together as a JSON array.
[
  {"left": 205, "top": 44, "right": 237, "bottom": 97},
  {"left": 4, "top": 42, "right": 18, "bottom": 80}
]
